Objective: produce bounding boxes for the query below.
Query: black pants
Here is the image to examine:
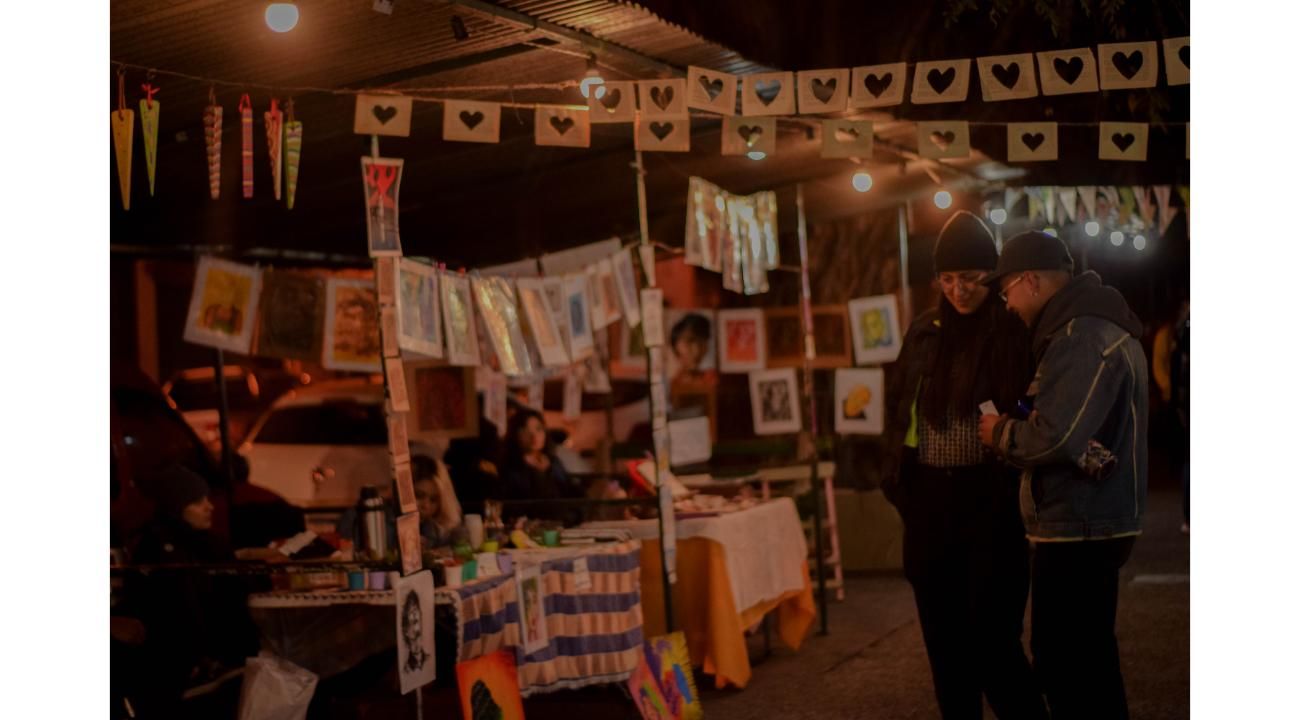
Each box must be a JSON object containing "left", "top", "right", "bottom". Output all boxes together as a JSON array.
[
  {"left": 1031, "top": 536, "right": 1136, "bottom": 720},
  {"left": 902, "top": 464, "right": 1047, "bottom": 720}
]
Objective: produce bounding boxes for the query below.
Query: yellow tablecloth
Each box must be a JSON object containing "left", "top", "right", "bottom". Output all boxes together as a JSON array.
[{"left": 637, "top": 536, "right": 816, "bottom": 689}]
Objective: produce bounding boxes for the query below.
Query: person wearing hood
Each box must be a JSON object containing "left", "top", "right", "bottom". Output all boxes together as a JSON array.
[
  {"left": 979, "top": 231, "right": 1149, "bottom": 720},
  {"left": 883, "top": 211, "right": 1045, "bottom": 720}
]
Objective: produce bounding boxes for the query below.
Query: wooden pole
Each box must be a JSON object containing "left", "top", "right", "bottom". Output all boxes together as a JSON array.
[{"left": 796, "top": 184, "right": 829, "bottom": 635}]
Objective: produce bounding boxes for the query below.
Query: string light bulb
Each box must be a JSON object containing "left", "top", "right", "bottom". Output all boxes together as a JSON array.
[
  {"left": 1133, "top": 235, "right": 1147, "bottom": 251},
  {"left": 989, "top": 208, "right": 1007, "bottom": 225},
  {"left": 934, "top": 190, "right": 952, "bottom": 209},
  {"left": 852, "top": 172, "right": 873, "bottom": 192},
  {"left": 265, "top": 3, "right": 299, "bottom": 33},
  {"left": 747, "top": 151, "right": 766, "bottom": 161},
  {"left": 579, "top": 56, "right": 606, "bottom": 100},
  {"left": 1110, "top": 231, "right": 1125, "bottom": 246},
  {"left": 1085, "top": 221, "right": 1100, "bottom": 237}
]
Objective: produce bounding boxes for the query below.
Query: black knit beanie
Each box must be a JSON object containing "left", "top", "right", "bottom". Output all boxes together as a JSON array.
[
  {"left": 933, "top": 210, "right": 998, "bottom": 273},
  {"left": 148, "top": 464, "right": 211, "bottom": 519}
]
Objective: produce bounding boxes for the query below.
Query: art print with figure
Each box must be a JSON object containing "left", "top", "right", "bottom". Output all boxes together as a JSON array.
[
  {"left": 516, "top": 563, "right": 549, "bottom": 654},
  {"left": 323, "top": 278, "right": 382, "bottom": 372},
  {"left": 441, "top": 271, "right": 481, "bottom": 367},
  {"left": 395, "top": 570, "right": 436, "bottom": 694},
  {"left": 749, "top": 368, "right": 801, "bottom": 435},
  {"left": 718, "top": 308, "right": 765, "bottom": 373},
  {"left": 456, "top": 650, "right": 524, "bottom": 720},
  {"left": 847, "top": 294, "right": 903, "bottom": 365},
  {"left": 254, "top": 270, "right": 322, "bottom": 361},
  {"left": 645, "top": 632, "right": 702, "bottom": 720},
  {"left": 397, "top": 259, "right": 443, "bottom": 358},
  {"left": 361, "top": 157, "right": 403, "bottom": 257},
  {"left": 184, "top": 257, "right": 262, "bottom": 354}
]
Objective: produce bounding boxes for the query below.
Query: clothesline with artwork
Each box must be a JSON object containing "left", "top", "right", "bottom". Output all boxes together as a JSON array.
[{"left": 109, "top": 38, "right": 1189, "bottom": 210}]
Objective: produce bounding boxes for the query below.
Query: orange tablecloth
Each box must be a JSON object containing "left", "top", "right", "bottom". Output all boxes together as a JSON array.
[{"left": 638, "top": 536, "right": 816, "bottom": 689}]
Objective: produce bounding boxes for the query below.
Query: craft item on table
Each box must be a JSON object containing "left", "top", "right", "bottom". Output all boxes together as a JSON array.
[
  {"left": 667, "top": 416, "right": 712, "bottom": 467},
  {"left": 1007, "top": 122, "right": 1059, "bottom": 162},
  {"left": 471, "top": 276, "right": 535, "bottom": 377},
  {"left": 535, "top": 106, "right": 591, "bottom": 148},
  {"left": 397, "top": 259, "right": 444, "bottom": 358},
  {"left": 717, "top": 308, "right": 767, "bottom": 373},
  {"left": 385, "top": 357, "right": 410, "bottom": 412},
  {"left": 395, "top": 570, "right": 436, "bottom": 694},
  {"left": 635, "top": 112, "right": 690, "bottom": 153},
  {"left": 404, "top": 362, "right": 479, "bottom": 441},
  {"left": 541, "top": 276, "right": 573, "bottom": 360},
  {"left": 139, "top": 81, "right": 160, "bottom": 196},
  {"left": 112, "top": 73, "right": 134, "bottom": 210},
  {"left": 595, "top": 258, "right": 622, "bottom": 327},
  {"left": 646, "top": 632, "right": 703, "bottom": 720},
  {"left": 612, "top": 248, "right": 643, "bottom": 328},
  {"left": 741, "top": 71, "right": 796, "bottom": 116},
  {"left": 443, "top": 99, "right": 501, "bottom": 144},
  {"left": 976, "top": 53, "right": 1038, "bottom": 102},
  {"left": 183, "top": 257, "right": 262, "bottom": 354},
  {"left": 284, "top": 101, "right": 303, "bottom": 209},
  {"left": 637, "top": 78, "right": 688, "bottom": 117},
  {"left": 640, "top": 288, "right": 664, "bottom": 348},
  {"left": 1163, "top": 37, "right": 1190, "bottom": 86},
  {"left": 917, "top": 121, "right": 971, "bottom": 160},
  {"left": 516, "top": 278, "right": 569, "bottom": 368},
  {"left": 796, "top": 68, "right": 850, "bottom": 114},
  {"left": 764, "top": 305, "right": 852, "bottom": 369},
  {"left": 562, "top": 272, "right": 595, "bottom": 361},
  {"left": 397, "top": 512, "right": 422, "bottom": 576},
  {"left": 847, "top": 294, "right": 903, "bottom": 365},
  {"left": 849, "top": 62, "right": 907, "bottom": 108},
  {"left": 440, "top": 271, "right": 481, "bottom": 367},
  {"left": 264, "top": 98, "right": 284, "bottom": 201},
  {"left": 684, "top": 177, "right": 727, "bottom": 271},
  {"left": 1035, "top": 47, "right": 1099, "bottom": 96},
  {"left": 821, "top": 119, "right": 874, "bottom": 159},
  {"left": 834, "top": 367, "right": 885, "bottom": 435},
  {"left": 201, "top": 90, "right": 222, "bottom": 200},
  {"left": 361, "top": 156, "right": 404, "bottom": 257},
  {"left": 516, "top": 563, "right": 549, "bottom": 653},
  {"left": 395, "top": 461, "right": 416, "bottom": 514},
  {"left": 589, "top": 80, "right": 637, "bottom": 123},
  {"left": 253, "top": 270, "right": 323, "bottom": 361},
  {"left": 322, "top": 278, "right": 382, "bottom": 372},
  {"left": 381, "top": 306, "right": 400, "bottom": 358},
  {"left": 563, "top": 369, "right": 582, "bottom": 420},
  {"left": 353, "top": 93, "right": 413, "bottom": 137},
  {"left": 455, "top": 650, "right": 524, "bottom": 720},
  {"left": 628, "top": 646, "right": 673, "bottom": 720},
  {"left": 665, "top": 309, "right": 717, "bottom": 379},
  {"left": 686, "top": 65, "right": 737, "bottom": 115},
  {"left": 639, "top": 245, "right": 657, "bottom": 288},
  {"left": 376, "top": 256, "right": 397, "bottom": 306},
  {"left": 240, "top": 94, "right": 254, "bottom": 198},
  {"left": 911, "top": 59, "right": 971, "bottom": 104},
  {"left": 388, "top": 413, "right": 411, "bottom": 464},
  {"left": 721, "top": 116, "right": 775, "bottom": 157},
  {"left": 1097, "top": 41, "right": 1159, "bottom": 90},
  {"left": 1098, "top": 122, "right": 1149, "bottom": 162}
]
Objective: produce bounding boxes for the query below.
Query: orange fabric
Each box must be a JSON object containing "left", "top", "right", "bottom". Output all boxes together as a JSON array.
[{"left": 639, "top": 537, "right": 815, "bottom": 689}]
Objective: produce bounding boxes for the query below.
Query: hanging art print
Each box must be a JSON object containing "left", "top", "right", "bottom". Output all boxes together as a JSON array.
[
  {"left": 847, "top": 294, "right": 903, "bottom": 365},
  {"left": 183, "top": 257, "right": 262, "bottom": 354},
  {"left": 717, "top": 308, "right": 767, "bottom": 373},
  {"left": 516, "top": 278, "right": 570, "bottom": 368},
  {"left": 323, "top": 278, "right": 382, "bottom": 372},
  {"left": 645, "top": 632, "right": 702, "bottom": 720},
  {"left": 361, "top": 156, "right": 404, "bottom": 257},
  {"left": 834, "top": 367, "right": 885, "bottom": 435},
  {"left": 397, "top": 259, "right": 444, "bottom": 358},
  {"left": 749, "top": 368, "right": 802, "bottom": 435},
  {"left": 404, "top": 362, "right": 479, "bottom": 441},
  {"left": 441, "top": 271, "right": 481, "bottom": 367},
  {"left": 563, "top": 272, "right": 595, "bottom": 361},
  {"left": 254, "top": 270, "right": 324, "bottom": 361},
  {"left": 395, "top": 570, "right": 436, "bottom": 694}
]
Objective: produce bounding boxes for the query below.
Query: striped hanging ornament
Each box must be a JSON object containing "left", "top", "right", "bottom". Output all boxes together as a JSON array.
[
  {"left": 264, "top": 98, "right": 283, "bottom": 201},
  {"left": 284, "top": 99, "right": 302, "bottom": 209},
  {"left": 111, "top": 71, "right": 134, "bottom": 211},
  {"left": 139, "top": 81, "right": 160, "bottom": 196},
  {"left": 203, "top": 88, "right": 222, "bottom": 199},
  {"left": 240, "top": 94, "right": 253, "bottom": 198}
]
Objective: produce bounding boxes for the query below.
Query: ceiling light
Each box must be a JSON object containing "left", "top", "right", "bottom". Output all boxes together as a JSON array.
[
  {"left": 852, "top": 172, "right": 873, "bottom": 192},
  {"left": 933, "top": 190, "right": 952, "bottom": 209},
  {"left": 1133, "top": 235, "right": 1147, "bottom": 251},
  {"left": 1110, "top": 231, "right": 1125, "bottom": 246},
  {"left": 747, "top": 151, "right": 766, "bottom": 161},
  {"left": 989, "top": 208, "right": 1007, "bottom": 225},
  {"left": 1085, "top": 221, "right": 1100, "bottom": 237},
  {"left": 579, "top": 55, "right": 606, "bottom": 100},
  {"left": 265, "top": 3, "right": 299, "bottom": 33}
]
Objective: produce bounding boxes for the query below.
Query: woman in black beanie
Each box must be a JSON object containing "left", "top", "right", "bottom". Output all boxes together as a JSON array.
[{"left": 882, "top": 210, "right": 1045, "bottom": 719}]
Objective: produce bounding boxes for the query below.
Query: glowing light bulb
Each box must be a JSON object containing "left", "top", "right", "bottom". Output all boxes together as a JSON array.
[
  {"left": 579, "top": 76, "right": 606, "bottom": 100},
  {"left": 747, "top": 151, "right": 766, "bottom": 161},
  {"left": 1085, "top": 221, "right": 1100, "bottom": 237},
  {"left": 852, "top": 172, "right": 873, "bottom": 192},
  {"left": 1110, "top": 231, "right": 1125, "bottom": 246},
  {"left": 1133, "top": 235, "right": 1147, "bottom": 251},
  {"left": 934, "top": 190, "right": 952, "bottom": 209},
  {"left": 989, "top": 208, "right": 1007, "bottom": 225},
  {"left": 265, "top": 3, "right": 299, "bottom": 33}
]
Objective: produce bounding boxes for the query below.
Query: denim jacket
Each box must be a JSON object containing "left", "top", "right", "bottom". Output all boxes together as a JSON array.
[{"left": 990, "top": 273, "right": 1149, "bottom": 541}]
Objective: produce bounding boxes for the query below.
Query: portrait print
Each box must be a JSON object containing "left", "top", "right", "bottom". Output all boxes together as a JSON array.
[
  {"left": 748, "top": 368, "right": 802, "bottom": 435},
  {"left": 395, "top": 570, "right": 436, "bottom": 694},
  {"left": 323, "top": 278, "right": 381, "bottom": 372},
  {"left": 254, "top": 270, "right": 323, "bottom": 361},
  {"left": 848, "top": 294, "right": 903, "bottom": 365}
]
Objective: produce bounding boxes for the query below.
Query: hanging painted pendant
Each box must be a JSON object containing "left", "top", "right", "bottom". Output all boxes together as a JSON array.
[
  {"left": 264, "top": 98, "right": 283, "bottom": 202},
  {"left": 240, "top": 94, "right": 254, "bottom": 198},
  {"left": 284, "top": 119, "right": 303, "bottom": 209},
  {"left": 112, "top": 108, "right": 134, "bottom": 211},
  {"left": 139, "top": 83, "right": 160, "bottom": 196},
  {"left": 203, "top": 91, "right": 222, "bottom": 200}
]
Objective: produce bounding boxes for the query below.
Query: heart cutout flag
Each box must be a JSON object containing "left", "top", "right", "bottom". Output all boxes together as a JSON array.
[
  {"left": 699, "top": 76, "right": 724, "bottom": 100},
  {"left": 742, "top": 71, "right": 796, "bottom": 115},
  {"left": 739, "top": 125, "right": 763, "bottom": 147},
  {"left": 1111, "top": 133, "right": 1135, "bottom": 152},
  {"left": 722, "top": 116, "right": 774, "bottom": 156},
  {"left": 1111, "top": 50, "right": 1143, "bottom": 80},
  {"left": 372, "top": 105, "right": 398, "bottom": 124},
  {"left": 460, "top": 111, "right": 484, "bottom": 129},
  {"left": 1022, "top": 133, "right": 1045, "bottom": 151},
  {"left": 637, "top": 78, "right": 686, "bottom": 117},
  {"left": 686, "top": 67, "right": 736, "bottom": 115},
  {"left": 811, "top": 78, "right": 837, "bottom": 103},
  {"left": 927, "top": 67, "right": 956, "bottom": 94},
  {"left": 536, "top": 107, "right": 590, "bottom": 147},
  {"left": 1098, "top": 122, "right": 1148, "bottom": 161},
  {"left": 1098, "top": 42, "right": 1158, "bottom": 89},
  {"left": 591, "top": 81, "right": 636, "bottom": 123},
  {"left": 930, "top": 131, "right": 955, "bottom": 149},
  {"left": 912, "top": 60, "right": 970, "bottom": 104},
  {"left": 797, "top": 69, "right": 849, "bottom": 113},
  {"left": 755, "top": 80, "right": 782, "bottom": 105},
  {"left": 1006, "top": 122, "right": 1057, "bottom": 162},
  {"left": 1037, "top": 48, "right": 1099, "bottom": 95},
  {"left": 978, "top": 53, "right": 1037, "bottom": 101},
  {"left": 1054, "top": 57, "right": 1084, "bottom": 84},
  {"left": 864, "top": 73, "right": 892, "bottom": 97},
  {"left": 1163, "top": 38, "right": 1191, "bottom": 85},
  {"left": 917, "top": 121, "right": 969, "bottom": 158},
  {"left": 650, "top": 86, "right": 674, "bottom": 111},
  {"left": 650, "top": 122, "right": 674, "bottom": 141},
  {"left": 821, "top": 119, "right": 873, "bottom": 159},
  {"left": 850, "top": 63, "right": 906, "bottom": 108},
  {"left": 1179, "top": 46, "right": 1189, "bottom": 68},
  {"left": 550, "top": 116, "right": 574, "bottom": 135},
  {"left": 991, "top": 63, "right": 1020, "bottom": 88},
  {"left": 636, "top": 113, "right": 689, "bottom": 152},
  {"left": 835, "top": 127, "right": 860, "bottom": 143},
  {"left": 353, "top": 94, "right": 413, "bottom": 136},
  {"left": 600, "top": 89, "right": 622, "bottom": 112},
  {"left": 443, "top": 100, "right": 500, "bottom": 143}
]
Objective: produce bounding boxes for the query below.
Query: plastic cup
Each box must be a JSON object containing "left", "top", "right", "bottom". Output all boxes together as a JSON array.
[
  {"left": 543, "top": 529, "right": 560, "bottom": 547},
  {"left": 465, "top": 514, "right": 485, "bottom": 549},
  {"left": 347, "top": 571, "right": 367, "bottom": 590},
  {"left": 368, "top": 571, "right": 388, "bottom": 590}
]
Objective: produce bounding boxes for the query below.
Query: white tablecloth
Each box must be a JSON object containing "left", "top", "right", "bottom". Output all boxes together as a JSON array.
[{"left": 583, "top": 497, "right": 808, "bottom": 615}]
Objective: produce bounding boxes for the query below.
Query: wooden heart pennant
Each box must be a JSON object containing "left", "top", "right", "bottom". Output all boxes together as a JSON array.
[
  {"left": 1006, "top": 122, "right": 1058, "bottom": 162},
  {"left": 911, "top": 59, "right": 971, "bottom": 104},
  {"left": 637, "top": 78, "right": 687, "bottom": 117},
  {"left": 1036, "top": 48, "right": 1099, "bottom": 95},
  {"left": 635, "top": 112, "right": 690, "bottom": 152},
  {"left": 1163, "top": 37, "right": 1190, "bottom": 86},
  {"left": 1098, "top": 41, "right": 1159, "bottom": 90},
  {"left": 443, "top": 100, "right": 500, "bottom": 143},
  {"left": 850, "top": 63, "right": 907, "bottom": 108},
  {"left": 917, "top": 121, "right": 970, "bottom": 159},
  {"left": 797, "top": 69, "right": 850, "bottom": 114},
  {"left": 741, "top": 71, "right": 796, "bottom": 116},
  {"left": 354, "top": 94, "right": 413, "bottom": 137},
  {"left": 722, "top": 116, "right": 776, "bottom": 156},
  {"left": 1098, "top": 122, "right": 1148, "bottom": 161},
  {"left": 589, "top": 80, "right": 636, "bottom": 123},
  {"left": 687, "top": 66, "right": 738, "bottom": 115},
  {"left": 821, "top": 119, "right": 873, "bottom": 159},
  {"left": 535, "top": 106, "right": 590, "bottom": 148},
  {"left": 976, "top": 53, "right": 1038, "bottom": 102}
]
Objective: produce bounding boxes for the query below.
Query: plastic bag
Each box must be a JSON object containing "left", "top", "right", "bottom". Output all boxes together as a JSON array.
[{"left": 237, "top": 652, "right": 318, "bottom": 720}]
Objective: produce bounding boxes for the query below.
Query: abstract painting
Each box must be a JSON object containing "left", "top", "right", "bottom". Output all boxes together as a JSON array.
[
  {"left": 834, "top": 367, "right": 885, "bottom": 435},
  {"left": 847, "top": 294, "right": 903, "bottom": 365},
  {"left": 404, "top": 362, "right": 479, "bottom": 441},
  {"left": 456, "top": 650, "right": 524, "bottom": 720},
  {"left": 717, "top": 308, "right": 766, "bottom": 373}
]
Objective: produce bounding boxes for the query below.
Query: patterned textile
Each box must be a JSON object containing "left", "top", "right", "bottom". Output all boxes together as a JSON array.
[
  {"left": 918, "top": 405, "right": 985, "bottom": 467},
  {"left": 439, "top": 540, "right": 645, "bottom": 697}
]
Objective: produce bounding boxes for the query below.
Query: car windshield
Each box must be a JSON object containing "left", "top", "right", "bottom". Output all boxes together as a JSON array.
[
  {"left": 253, "top": 400, "right": 387, "bottom": 445},
  {"left": 168, "top": 376, "right": 261, "bottom": 411}
]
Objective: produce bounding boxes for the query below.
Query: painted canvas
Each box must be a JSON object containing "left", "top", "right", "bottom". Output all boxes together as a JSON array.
[
  {"left": 749, "top": 368, "right": 801, "bottom": 435},
  {"left": 404, "top": 362, "right": 478, "bottom": 441},
  {"left": 627, "top": 646, "right": 674, "bottom": 720},
  {"left": 765, "top": 306, "right": 853, "bottom": 369},
  {"left": 665, "top": 309, "right": 717, "bottom": 379},
  {"left": 361, "top": 156, "right": 403, "bottom": 257},
  {"left": 541, "top": 276, "right": 573, "bottom": 361},
  {"left": 441, "top": 271, "right": 481, "bottom": 367},
  {"left": 254, "top": 270, "right": 323, "bottom": 361},
  {"left": 834, "top": 367, "right": 885, "bottom": 435},
  {"left": 184, "top": 257, "right": 262, "bottom": 354},
  {"left": 472, "top": 276, "right": 536, "bottom": 378},
  {"left": 516, "top": 278, "right": 569, "bottom": 368},
  {"left": 323, "top": 278, "right": 381, "bottom": 372},
  {"left": 397, "top": 259, "right": 443, "bottom": 358},
  {"left": 847, "top": 294, "right": 903, "bottom": 365},
  {"left": 516, "top": 563, "right": 548, "bottom": 654},
  {"left": 563, "top": 272, "right": 595, "bottom": 361},
  {"left": 717, "top": 308, "right": 766, "bottom": 373},
  {"left": 395, "top": 570, "right": 436, "bottom": 694},
  {"left": 456, "top": 650, "right": 524, "bottom": 720},
  {"left": 646, "top": 632, "right": 702, "bottom": 720}
]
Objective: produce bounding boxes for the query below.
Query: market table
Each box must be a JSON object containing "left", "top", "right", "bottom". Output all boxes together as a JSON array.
[{"left": 582, "top": 498, "right": 816, "bottom": 689}]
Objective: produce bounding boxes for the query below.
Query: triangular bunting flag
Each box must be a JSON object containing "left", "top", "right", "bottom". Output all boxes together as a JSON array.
[
  {"left": 1005, "top": 187, "right": 1025, "bottom": 216},
  {"left": 1116, "top": 187, "right": 1136, "bottom": 225},
  {"left": 1027, "top": 188, "right": 1044, "bottom": 223},
  {"left": 1100, "top": 187, "right": 1121, "bottom": 219},
  {"left": 1058, "top": 187, "right": 1078, "bottom": 222},
  {"left": 1078, "top": 186, "right": 1097, "bottom": 220},
  {"left": 265, "top": 99, "right": 284, "bottom": 202},
  {"left": 1133, "top": 186, "right": 1156, "bottom": 229},
  {"left": 1043, "top": 186, "right": 1056, "bottom": 225},
  {"left": 1154, "top": 185, "right": 1175, "bottom": 236}
]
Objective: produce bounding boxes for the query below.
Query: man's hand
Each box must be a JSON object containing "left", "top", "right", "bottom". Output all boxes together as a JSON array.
[{"left": 979, "top": 414, "right": 1004, "bottom": 449}]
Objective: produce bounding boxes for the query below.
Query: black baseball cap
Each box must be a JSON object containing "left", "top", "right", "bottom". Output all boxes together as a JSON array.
[{"left": 982, "top": 230, "right": 1075, "bottom": 286}]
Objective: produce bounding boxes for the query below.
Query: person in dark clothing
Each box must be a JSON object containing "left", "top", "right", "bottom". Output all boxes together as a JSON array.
[
  {"left": 497, "top": 408, "right": 585, "bottom": 524},
  {"left": 444, "top": 398, "right": 503, "bottom": 516},
  {"left": 980, "top": 231, "right": 1149, "bottom": 720},
  {"left": 882, "top": 211, "right": 1045, "bottom": 720}
]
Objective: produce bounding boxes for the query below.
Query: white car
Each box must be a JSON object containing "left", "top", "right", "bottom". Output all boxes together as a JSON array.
[{"left": 239, "top": 379, "right": 392, "bottom": 510}]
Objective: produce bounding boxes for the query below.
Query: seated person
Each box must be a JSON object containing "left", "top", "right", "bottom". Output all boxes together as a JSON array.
[
  {"left": 412, "top": 453, "right": 464, "bottom": 549},
  {"left": 497, "top": 409, "right": 586, "bottom": 524}
]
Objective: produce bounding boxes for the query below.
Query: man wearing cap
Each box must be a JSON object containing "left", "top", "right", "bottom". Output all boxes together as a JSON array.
[{"left": 978, "top": 231, "right": 1148, "bottom": 720}]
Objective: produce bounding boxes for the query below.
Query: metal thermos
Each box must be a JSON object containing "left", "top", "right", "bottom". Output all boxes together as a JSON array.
[{"left": 359, "top": 485, "right": 388, "bottom": 560}]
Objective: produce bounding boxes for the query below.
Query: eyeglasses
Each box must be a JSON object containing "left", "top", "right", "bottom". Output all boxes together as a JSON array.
[
  {"left": 937, "top": 272, "right": 987, "bottom": 290},
  {"left": 998, "top": 274, "right": 1027, "bottom": 303}
]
